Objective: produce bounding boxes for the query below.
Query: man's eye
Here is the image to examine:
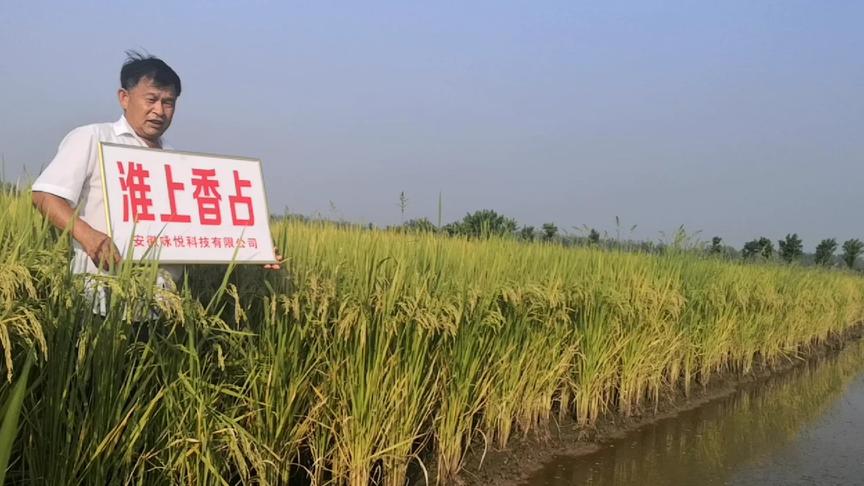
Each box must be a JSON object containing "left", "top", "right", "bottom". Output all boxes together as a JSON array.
[{"left": 146, "top": 98, "right": 157, "bottom": 103}]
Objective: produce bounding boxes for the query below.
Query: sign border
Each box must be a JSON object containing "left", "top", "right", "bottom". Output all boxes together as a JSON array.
[{"left": 98, "top": 142, "right": 277, "bottom": 265}]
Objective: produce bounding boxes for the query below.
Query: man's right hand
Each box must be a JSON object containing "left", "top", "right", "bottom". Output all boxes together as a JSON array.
[
  {"left": 81, "top": 229, "right": 122, "bottom": 271},
  {"left": 32, "top": 192, "right": 122, "bottom": 271}
]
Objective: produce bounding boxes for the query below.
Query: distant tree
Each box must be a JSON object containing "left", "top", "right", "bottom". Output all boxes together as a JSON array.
[
  {"left": 757, "top": 237, "right": 774, "bottom": 259},
  {"left": 588, "top": 228, "right": 601, "bottom": 245},
  {"left": 519, "top": 225, "right": 536, "bottom": 241},
  {"left": 402, "top": 217, "right": 436, "bottom": 233},
  {"left": 441, "top": 222, "right": 462, "bottom": 237},
  {"left": 707, "top": 237, "right": 737, "bottom": 259},
  {"left": 541, "top": 223, "right": 558, "bottom": 241},
  {"left": 710, "top": 236, "right": 723, "bottom": 254},
  {"left": 449, "top": 209, "right": 518, "bottom": 238},
  {"left": 742, "top": 237, "right": 774, "bottom": 260},
  {"left": 742, "top": 239, "right": 760, "bottom": 259},
  {"left": 814, "top": 238, "right": 838, "bottom": 266},
  {"left": 841, "top": 239, "right": 864, "bottom": 269},
  {"left": 778, "top": 233, "right": 803, "bottom": 263}
]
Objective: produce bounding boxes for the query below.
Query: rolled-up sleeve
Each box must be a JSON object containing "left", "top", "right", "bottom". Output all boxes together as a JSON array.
[{"left": 32, "top": 126, "right": 95, "bottom": 206}]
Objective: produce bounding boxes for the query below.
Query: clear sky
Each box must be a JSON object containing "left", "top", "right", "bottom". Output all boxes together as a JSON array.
[{"left": 2, "top": 1, "right": 862, "bottom": 249}]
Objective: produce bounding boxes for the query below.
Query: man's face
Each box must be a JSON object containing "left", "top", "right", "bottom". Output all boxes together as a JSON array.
[{"left": 118, "top": 77, "right": 177, "bottom": 146}]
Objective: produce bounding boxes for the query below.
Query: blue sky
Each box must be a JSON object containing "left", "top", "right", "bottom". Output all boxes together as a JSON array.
[{"left": 2, "top": 1, "right": 862, "bottom": 249}]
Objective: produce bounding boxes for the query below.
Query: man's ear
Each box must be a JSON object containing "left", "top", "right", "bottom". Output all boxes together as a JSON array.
[{"left": 118, "top": 88, "right": 129, "bottom": 111}]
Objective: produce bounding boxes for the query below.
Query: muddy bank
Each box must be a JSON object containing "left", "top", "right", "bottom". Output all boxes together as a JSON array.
[{"left": 438, "top": 325, "right": 864, "bottom": 486}]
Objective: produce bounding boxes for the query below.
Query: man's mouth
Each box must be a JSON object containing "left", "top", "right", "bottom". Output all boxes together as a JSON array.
[{"left": 146, "top": 120, "right": 164, "bottom": 128}]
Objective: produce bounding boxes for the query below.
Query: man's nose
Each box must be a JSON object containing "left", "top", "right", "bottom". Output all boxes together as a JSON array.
[{"left": 152, "top": 101, "right": 165, "bottom": 116}]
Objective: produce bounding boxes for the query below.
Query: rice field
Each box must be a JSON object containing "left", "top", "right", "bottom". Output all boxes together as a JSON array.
[{"left": 1, "top": 188, "right": 863, "bottom": 485}]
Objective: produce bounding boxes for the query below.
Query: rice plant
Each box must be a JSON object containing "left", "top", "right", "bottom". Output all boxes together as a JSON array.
[{"left": 0, "top": 187, "right": 862, "bottom": 485}]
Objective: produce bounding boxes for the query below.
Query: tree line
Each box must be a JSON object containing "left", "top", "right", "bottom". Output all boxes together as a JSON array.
[
  {"left": 397, "top": 208, "right": 864, "bottom": 271},
  {"left": 720, "top": 234, "right": 863, "bottom": 269}
]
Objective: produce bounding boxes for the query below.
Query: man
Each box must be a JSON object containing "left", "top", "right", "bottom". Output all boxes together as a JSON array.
[{"left": 32, "top": 52, "right": 278, "bottom": 314}]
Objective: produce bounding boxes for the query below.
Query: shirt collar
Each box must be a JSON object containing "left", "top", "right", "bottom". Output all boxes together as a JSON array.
[
  {"left": 112, "top": 115, "right": 167, "bottom": 147},
  {"left": 112, "top": 115, "right": 136, "bottom": 137}
]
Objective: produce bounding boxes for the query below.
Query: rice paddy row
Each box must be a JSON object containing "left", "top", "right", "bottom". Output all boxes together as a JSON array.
[{"left": 1, "top": 189, "right": 862, "bottom": 485}]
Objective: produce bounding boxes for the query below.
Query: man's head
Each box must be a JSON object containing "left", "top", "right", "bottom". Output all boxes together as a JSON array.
[{"left": 117, "top": 51, "right": 181, "bottom": 147}]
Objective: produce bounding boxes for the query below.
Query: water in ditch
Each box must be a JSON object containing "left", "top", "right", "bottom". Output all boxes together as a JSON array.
[{"left": 522, "top": 339, "right": 864, "bottom": 486}]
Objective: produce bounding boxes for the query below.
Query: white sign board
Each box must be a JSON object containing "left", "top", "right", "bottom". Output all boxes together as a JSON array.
[{"left": 99, "top": 143, "right": 276, "bottom": 264}]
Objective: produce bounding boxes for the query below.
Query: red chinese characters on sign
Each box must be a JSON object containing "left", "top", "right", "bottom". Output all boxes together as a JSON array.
[
  {"left": 117, "top": 161, "right": 261, "bottom": 230},
  {"left": 117, "top": 161, "right": 155, "bottom": 222},
  {"left": 131, "top": 234, "right": 259, "bottom": 251},
  {"left": 229, "top": 170, "right": 254, "bottom": 226},
  {"left": 160, "top": 165, "right": 191, "bottom": 223},
  {"left": 191, "top": 168, "right": 222, "bottom": 225}
]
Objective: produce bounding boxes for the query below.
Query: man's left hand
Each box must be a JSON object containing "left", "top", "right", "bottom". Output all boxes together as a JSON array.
[{"left": 264, "top": 250, "right": 283, "bottom": 271}]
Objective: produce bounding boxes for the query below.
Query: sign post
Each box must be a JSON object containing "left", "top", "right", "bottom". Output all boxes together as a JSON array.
[{"left": 98, "top": 143, "right": 277, "bottom": 264}]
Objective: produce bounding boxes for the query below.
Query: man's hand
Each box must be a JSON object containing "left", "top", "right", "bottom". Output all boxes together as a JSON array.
[
  {"left": 80, "top": 228, "right": 122, "bottom": 271},
  {"left": 32, "top": 191, "right": 121, "bottom": 271},
  {"left": 263, "top": 249, "right": 283, "bottom": 271}
]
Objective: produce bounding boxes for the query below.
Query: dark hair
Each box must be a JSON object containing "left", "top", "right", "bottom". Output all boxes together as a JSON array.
[{"left": 120, "top": 50, "right": 182, "bottom": 96}]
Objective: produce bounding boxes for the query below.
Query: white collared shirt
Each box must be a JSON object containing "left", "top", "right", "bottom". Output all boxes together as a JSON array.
[{"left": 33, "top": 116, "right": 182, "bottom": 283}]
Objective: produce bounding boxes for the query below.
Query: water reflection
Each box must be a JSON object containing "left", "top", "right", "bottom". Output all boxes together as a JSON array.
[{"left": 523, "top": 340, "right": 864, "bottom": 486}]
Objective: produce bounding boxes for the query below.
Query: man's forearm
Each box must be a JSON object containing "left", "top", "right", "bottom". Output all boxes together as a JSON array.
[
  {"left": 32, "top": 191, "right": 120, "bottom": 270},
  {"left": 31, "top": 191, "right": 95, "bottom": 242}
]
